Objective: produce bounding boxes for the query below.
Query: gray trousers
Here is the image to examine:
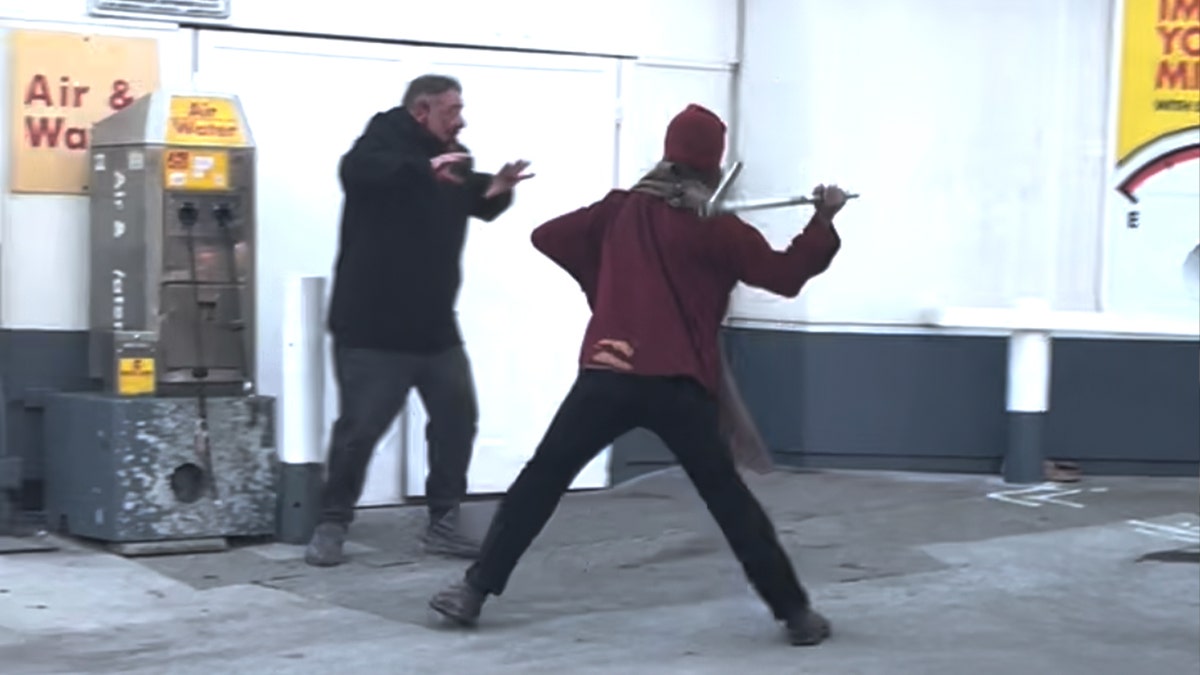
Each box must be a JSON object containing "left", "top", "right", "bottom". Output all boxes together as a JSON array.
[{"left": 318, "top": 343, "right": 478, "bottom": 525}]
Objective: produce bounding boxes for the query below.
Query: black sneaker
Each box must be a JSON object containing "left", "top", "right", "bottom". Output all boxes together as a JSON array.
[
  {"left": 304, "top": 523, "right": 348, "bottom": 567},
  {"left": 785, "top": 607, "right": 831, "bottom": 646},
  {"left": 429, "top": 579, "right": 487, "bottom": 626}
]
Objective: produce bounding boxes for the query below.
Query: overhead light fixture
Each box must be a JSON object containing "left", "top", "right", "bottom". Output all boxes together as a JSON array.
[{"left": 88, "top": 0, "right": 232, "bottom": 21}]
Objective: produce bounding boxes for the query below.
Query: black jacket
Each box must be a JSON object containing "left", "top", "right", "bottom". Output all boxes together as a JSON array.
[{"left": 327, "top": 106, "right": 513, "bottom": 353}]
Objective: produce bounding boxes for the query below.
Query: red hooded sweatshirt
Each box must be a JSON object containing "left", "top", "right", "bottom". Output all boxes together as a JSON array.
[{"left": 530, "top": 105, "right": 842, "bottom": 395}]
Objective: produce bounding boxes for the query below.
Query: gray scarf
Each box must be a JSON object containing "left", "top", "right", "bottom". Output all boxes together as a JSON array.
[{"left": 630, "top": 161, "right": 716, "bottom": 213}]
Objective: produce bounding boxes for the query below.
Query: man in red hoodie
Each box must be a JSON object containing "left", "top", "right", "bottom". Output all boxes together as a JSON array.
[{"left": 428, "top": 104, "right": 847, "bottom": 647}]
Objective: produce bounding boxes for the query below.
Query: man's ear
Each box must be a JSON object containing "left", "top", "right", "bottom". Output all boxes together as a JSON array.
[{"left": 410, "top": 99, "right": 431, "bottom": 122}]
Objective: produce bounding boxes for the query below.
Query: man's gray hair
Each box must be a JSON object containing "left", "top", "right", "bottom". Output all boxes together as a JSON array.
[{"left": 402, "top": 74, "right": 462, "bottom": 110}]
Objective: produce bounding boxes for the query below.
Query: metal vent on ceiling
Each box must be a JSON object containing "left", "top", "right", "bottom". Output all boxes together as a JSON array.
[{"left": 88, "top": 0, "right": 231, "bottom": 21}]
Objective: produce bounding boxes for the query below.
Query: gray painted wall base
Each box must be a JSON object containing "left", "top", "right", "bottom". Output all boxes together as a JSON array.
[
  {"left": 0, "top": 329, "right": 94, "bottom": 512},
  {"left": 0, "top": 455, "right": 18, "bottom": 536},
  {"left": 0, "top": 456, "right": 19, "bottom": 490},
  {"left": 611, "top": 328, "right": 1200, "bottom": 485},
  {"left": 1044, "top": 338, "right": 1200, "bottom": 469},
  {"left": 5, "top": 327, "right": 1196, "bottom": 505}
]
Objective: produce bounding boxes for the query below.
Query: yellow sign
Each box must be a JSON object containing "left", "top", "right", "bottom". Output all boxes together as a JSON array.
[
  {"left": 165, "top": 96, "right": 248, "bottom": 147},
  {"left": 164, "top": 148, "right": 230, "bottom": 191},
  {"left": 1114, "top": 0, "right": 1200, "bottom": 167},
  {"left": 117, "top": 357, "right": 156, "bottom": 396},
  {"left": 8, "top": 29, "right": 161, "bottom": 194}
]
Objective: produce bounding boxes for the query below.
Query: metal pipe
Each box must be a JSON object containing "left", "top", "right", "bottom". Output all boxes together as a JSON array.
[
  {"left": 701, "top": 160, "right": 861, "bottom": 217},
  {"left": 707, "top": 192, "right": 861, "bottom": 216},
  {"left": 709, "top": 160, "right": 743, "bottom": 208}
]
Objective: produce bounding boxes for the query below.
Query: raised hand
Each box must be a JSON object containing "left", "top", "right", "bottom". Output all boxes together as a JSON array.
[
  {"left": 812, "top": 184, "right": 848, "bottom": 218},
  {"left": 431, "top": 151, "right": 471, "bottom": 184},
  {"left": 485, "top": 159, "right": 535, "bottom": 198}
]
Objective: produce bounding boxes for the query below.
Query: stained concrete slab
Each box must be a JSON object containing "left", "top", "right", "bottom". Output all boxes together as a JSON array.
[
  {"left": 1, "top": 468, "right": 1197, "bottom": 674},
  {"left": 0, "top": 538, "right": 57, "bottom": 556}
]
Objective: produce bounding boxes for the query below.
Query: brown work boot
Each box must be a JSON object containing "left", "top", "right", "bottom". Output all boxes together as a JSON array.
[
  {"left": 429, "top": 578, "right": 487, "bottom": 626},
  {"left": 422, "top": 509, "right": 482, "bottom": 559},
  {"left": 304, "top": 522, "right": 348, "bottom": 567},
  {"left": 785, "top": 607, "right": 831, "bottom": 646}
]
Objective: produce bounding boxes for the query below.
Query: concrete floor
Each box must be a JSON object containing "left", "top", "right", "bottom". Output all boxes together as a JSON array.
[{"left": 1, "top": 468, "right": 1198, "bottom": 674}]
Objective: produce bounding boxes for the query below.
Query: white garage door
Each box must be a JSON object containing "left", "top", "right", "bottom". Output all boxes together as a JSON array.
[{"left": 194, "top": 31, "right": 620, "bottom": 505}]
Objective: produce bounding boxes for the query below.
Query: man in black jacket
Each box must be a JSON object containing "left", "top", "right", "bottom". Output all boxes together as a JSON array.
[{"left": 306, "top": 74, "right": 533, "bottom": 567}]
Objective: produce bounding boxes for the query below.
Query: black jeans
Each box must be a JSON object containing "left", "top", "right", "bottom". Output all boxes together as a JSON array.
[
  {"left": 318, "top": 344, "right": 478, "bottom": 525},
  {"left": 465, "top": 369, "right": 810, "bottom": 620}
]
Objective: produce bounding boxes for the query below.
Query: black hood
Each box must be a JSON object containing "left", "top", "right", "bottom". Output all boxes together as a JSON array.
[{"left": 382, "top": 106, "right": 475, "bottom": 171}]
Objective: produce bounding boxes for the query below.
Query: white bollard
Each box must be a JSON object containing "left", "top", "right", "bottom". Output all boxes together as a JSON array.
[
  {"left": 1003, "top": 298, "right": 1053, "bottom": 484},
  {"left": 277, "top": 275, "right": 327, "bottom": 543},
  {"left": 281, "top": 275, "right": 327, "bottom": 464}
]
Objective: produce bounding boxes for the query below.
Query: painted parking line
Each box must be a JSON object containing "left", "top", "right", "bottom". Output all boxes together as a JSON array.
[
  {"left": 1127, "top": 519, "right": 1200, "bottom": 545},
  {"left": 986, "top": 483, "right": 1110, "bottom": 509}
]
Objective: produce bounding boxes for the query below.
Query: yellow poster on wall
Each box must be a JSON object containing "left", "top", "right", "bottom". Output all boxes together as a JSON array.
[
  {"left": 1113, "top": 0, "right": 1199, "bottom": 198},
  {"left": 1102, "top": 0, "right": 1200, "bottom": 318},
  {"left": 8, "top": 30, "right": 161, "bottom": 194}
]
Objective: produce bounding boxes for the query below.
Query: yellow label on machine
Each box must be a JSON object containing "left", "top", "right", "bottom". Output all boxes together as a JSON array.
[
  {"left": 165, "top": 96, "right": 248, "bottom": 147},
  {"left": 163, "top": 148, "right": 230, "bottom": 191},
  {"left": 117, "top": 357, "right": 156, "bottom": 396}
]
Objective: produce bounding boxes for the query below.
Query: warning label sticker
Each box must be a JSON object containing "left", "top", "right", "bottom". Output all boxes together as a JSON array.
[{"left": 117, "top": 357, "right": 156, "bottom": 396}]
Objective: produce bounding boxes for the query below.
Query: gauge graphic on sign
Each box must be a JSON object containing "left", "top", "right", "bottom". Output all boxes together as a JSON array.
[{"left": 1114, "top": 129, "right": 1199, "bottom": 205}]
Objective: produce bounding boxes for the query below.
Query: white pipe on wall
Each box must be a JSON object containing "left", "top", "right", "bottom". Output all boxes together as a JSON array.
[
  {"left": 1097, "top": 0, "right": 1129, "bottom": 312},
  {"left": 279, "top": 274, "right": 326, "bottom": 465}
]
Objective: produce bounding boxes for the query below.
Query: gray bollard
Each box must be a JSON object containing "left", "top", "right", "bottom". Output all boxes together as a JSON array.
[
  {"left": 1003, "top": 413, "right": 1045, "bottom": 484},
  {"left": 276, "top": 462, "right": 324, "bottom": 544}
]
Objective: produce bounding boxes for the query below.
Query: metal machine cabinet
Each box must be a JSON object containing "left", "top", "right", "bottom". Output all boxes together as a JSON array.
[
  {"left": 87, "top": 90, "right": 257, "bottom": 397},
  {"left": 43, "top": 392, "right": 277, "bottom": 542},
  {"left": 41, "top": 91, "right": 278, "bottom": 548}
]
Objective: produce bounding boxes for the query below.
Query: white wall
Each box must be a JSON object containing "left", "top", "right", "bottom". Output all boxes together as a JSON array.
[
  {"left": 730, "top": 0, "right": 1152, "bottom": 328},
  {"left": 0, "top": 3, "right": 737, "bottom": 501},
  {"left": 185, "top": 32, "right": 734, "bottom": 502},
  {"left": 221, "top": 0, "right": 738, "bottom": 64},
  {"left": 190, "top": 33, "right": 632, "bottom": 501},
  {"left": 0, "top": 1, "right": 738, "bottom": 332},
  {"left": 0, "top": 0, "right": 738, "bottom": 63},
  {"left": 618, "top": 61, "right": 736, "bottom": 187}
]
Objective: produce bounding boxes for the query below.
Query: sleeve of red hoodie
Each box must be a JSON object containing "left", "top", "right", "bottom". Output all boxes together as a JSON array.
[
  {"left": 529, "top": 193, "right": 619, "bottom": 308},
  {"left": 721, "top": 212, "right": 842, "bottom": 298}
]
